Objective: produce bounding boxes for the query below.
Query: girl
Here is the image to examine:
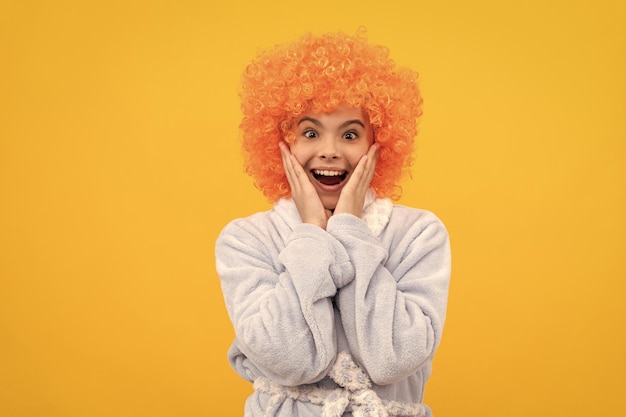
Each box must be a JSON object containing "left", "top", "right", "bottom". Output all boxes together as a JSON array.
[{"left": 216, "top": 31, "right": 451, "bottom": 417}]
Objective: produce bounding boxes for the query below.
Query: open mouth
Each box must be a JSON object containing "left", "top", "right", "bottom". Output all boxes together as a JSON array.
[{"left": 312, "top": 169, "right": 347, "bottom": 186}]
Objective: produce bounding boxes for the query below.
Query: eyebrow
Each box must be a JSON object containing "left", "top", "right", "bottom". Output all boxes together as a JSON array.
[{"left": 297, "top": 117, "right": 366, "bottom": 129}]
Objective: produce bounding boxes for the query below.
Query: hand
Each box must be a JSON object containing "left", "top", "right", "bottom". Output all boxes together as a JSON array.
[
  {"left": 279, "top": 142, "right": 332, "bottom": 229},
  {"left": 334, "top": 143, "right": 379, "bottom": 218}
]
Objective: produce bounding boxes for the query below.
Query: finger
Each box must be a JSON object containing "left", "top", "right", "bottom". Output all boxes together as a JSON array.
[
  {"left": 351, "top": 146, "right": 377, "bottom": 192},
  {"left": 346, "top": 145, "right": 378, "bottom": 200},
  {"left": 280, "top": 142, "right": 305, "bottom": 190},
  {"left": 361, "top": 143, "right": 379, "bottom": 187},
  {"left": 279, "top": 142, "right": 297, "bottom": 189},
  {"left": 280, "top": 142, "right": 313, "bottom": 195},
  {"left": 367, "top": 142, "right": 379, "bottom": 165},
  {"left": 288, "top": 154, "right": 309, "bottom": 192}
]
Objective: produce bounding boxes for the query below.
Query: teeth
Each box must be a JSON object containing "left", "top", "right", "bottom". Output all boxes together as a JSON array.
[{"left": 313, "top": 169, "right": 345, "bottom": 176}]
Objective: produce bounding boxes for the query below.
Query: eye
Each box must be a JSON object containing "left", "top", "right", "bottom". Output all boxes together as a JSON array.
[
  {"left": 303, "top": 129, "right": 318, "bottom": 139},
  {"left": 343, "top": 130, "right": 359, "bottom": 140}
]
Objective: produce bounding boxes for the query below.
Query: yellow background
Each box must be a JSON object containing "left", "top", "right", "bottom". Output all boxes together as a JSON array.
[{"left": 1, "top": 0, "right": 624, "bottom": 416}]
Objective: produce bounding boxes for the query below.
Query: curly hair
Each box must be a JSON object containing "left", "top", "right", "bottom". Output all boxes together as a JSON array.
[{"left": 239, "top": 31, "right": 423, "bottom": 202}]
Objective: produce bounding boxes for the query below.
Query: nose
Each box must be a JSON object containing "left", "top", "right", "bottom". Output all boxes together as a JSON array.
[{"left": 318, "top": 137, "right": 339, "bottom": 159}]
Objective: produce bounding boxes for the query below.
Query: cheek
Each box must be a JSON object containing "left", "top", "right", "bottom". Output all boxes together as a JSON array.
[
  {"left": 349, "top": 146, "right": 370, "bottom": 166},
  {"left": 288, "top": 146, "right": 307, "bottom": 167}
]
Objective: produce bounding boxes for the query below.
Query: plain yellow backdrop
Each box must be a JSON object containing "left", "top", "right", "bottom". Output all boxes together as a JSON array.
[{"left": 1, "top": 0, "right": 624, "bottom": 416}]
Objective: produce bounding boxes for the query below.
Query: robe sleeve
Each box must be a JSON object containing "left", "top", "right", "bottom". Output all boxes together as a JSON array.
[
  {"left": 327, "top": 209, "right": 451, "bottom": 385},
  {"left": 215, "top": 218, "right": 355, "bottom": 386}
]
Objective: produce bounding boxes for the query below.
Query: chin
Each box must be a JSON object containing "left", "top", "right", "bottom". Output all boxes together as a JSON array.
[{"left": 320, "top": 197, "right": 338, "bottom": 212}]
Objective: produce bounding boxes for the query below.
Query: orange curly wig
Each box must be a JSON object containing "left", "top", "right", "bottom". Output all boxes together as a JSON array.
[{"left": 239, "top": 31, "right": 423, "bottom": 202}]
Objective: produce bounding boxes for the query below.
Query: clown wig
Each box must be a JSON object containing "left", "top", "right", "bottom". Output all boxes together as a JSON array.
[{"left": 239, "top": 31, "right": 423, "bottom": 202}]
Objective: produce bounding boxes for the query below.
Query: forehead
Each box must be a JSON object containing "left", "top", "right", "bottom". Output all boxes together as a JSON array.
[{"left": 298, "top": 106, "right": 367, "bottom": 124}]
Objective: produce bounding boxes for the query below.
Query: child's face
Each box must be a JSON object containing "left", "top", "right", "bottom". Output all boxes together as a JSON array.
[{"left": 288, "top": 105, "right": 374, "bottom": 211}]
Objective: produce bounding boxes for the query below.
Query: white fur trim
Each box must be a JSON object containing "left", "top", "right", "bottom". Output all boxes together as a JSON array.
[
  {"left": 361, "top": 190, "right": 393, "bottom": 237},
  {"left": 254, "top": 352, "right": 427, "bottom": 417}
]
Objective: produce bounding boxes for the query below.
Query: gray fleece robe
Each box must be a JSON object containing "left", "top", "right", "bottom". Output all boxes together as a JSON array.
[{"left": 215, "top": 193, "right": 451, "bottom": 416}]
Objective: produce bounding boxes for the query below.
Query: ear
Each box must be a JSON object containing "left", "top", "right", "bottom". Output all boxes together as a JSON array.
[{"left": 283, "top": 132, "right": 296, "bottom": 147}]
